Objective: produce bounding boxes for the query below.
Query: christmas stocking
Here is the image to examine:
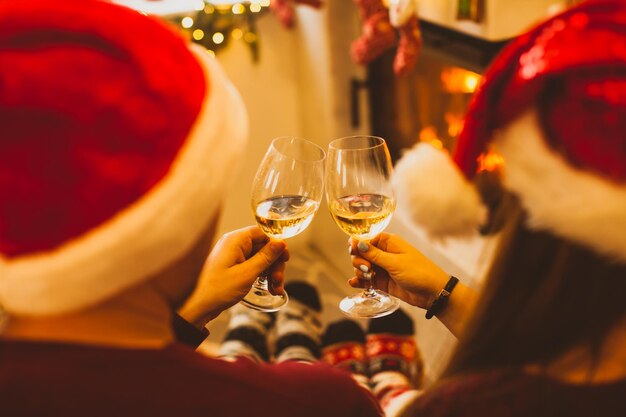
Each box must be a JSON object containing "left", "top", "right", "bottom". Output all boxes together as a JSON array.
[
  {"left": 351, "top": 0, "right": 397, "bottom": 65},
  {"left": 270, "top": 0, "right": 323, "bottom": 29},
  {"left": 394, "top": 15, "right": 422, "bottom": 75},
  {"left": 389, "top": 0, "right": 422, "bottom": 75}
]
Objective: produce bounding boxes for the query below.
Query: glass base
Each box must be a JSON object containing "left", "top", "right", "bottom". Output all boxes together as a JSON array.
[
  {"left": 240, "top": 286, "right": 288, "bottom": 312},
  {"left": 339, "top": 289, "right": 400, "bottom": 319}
]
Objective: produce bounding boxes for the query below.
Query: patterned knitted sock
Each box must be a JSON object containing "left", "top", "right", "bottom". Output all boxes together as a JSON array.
[
  {"left": 218, "top": 304, "right": 274, "bottom": 363},
  {"left": 274, "top": 281, "right": 322, "bottom": 363},
  {"left": 322, "top": 319, "right": 369, "bottom": 390},
  {"left": 367, "top": 309, "right": 423, "bottom": 416}
]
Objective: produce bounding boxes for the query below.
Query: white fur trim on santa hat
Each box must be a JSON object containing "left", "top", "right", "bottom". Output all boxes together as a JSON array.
[
  {"left": 494, "top": 109, "right": 626, "bottom": 263},
  {"left": 0, "top": 45, "right": 248, "bottom": 316},
  {"left": 392, "top": 142, "right": 487, "bottom": 238}
]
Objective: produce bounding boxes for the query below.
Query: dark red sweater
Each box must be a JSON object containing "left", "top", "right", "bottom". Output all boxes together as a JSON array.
[
  {"left": 0, "top": 340, "right": 381, "bottom": 417},
  {"left": 410, "top": 369, "right": 626, "bottom": 417}
]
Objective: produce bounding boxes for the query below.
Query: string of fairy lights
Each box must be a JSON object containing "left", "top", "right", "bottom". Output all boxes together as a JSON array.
[{"left": 177, "top": 0, "right": 271, "bottom": 61}]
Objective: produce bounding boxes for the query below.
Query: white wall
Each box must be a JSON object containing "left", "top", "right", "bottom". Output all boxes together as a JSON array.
[
  {"left": 418, "top": 0, "right": 568, "bottom": 40},
  {"left": 214, "top": 13, "right": 302, "bottom": 239}
]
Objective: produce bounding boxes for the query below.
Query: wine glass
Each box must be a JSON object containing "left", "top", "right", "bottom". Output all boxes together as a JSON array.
[
  {"left": 241, "top": 136, "right": 325, "bottom": 312},
  {"left": 326, "top": 135, "right": 400, "bottom": 318}
]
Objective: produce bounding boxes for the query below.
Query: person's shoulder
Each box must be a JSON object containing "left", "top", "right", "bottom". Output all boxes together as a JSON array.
[
  {"left": 167, "top": 348, "right": 382, "bottom": 417},
  {"left": 405, "top": 370, "right": 535, "bottom": 417},
  {"left": 267, "top": 359, "right": 355, "bottom": 380},
  {"left": 262, "top": 361, "right": 382, "bottom": 416},
  {"left": 406, "top": 369, "right": 626, "bottom": 417},
  {"left": 1, "top": 341, "right": 377, "bottom": 417}
]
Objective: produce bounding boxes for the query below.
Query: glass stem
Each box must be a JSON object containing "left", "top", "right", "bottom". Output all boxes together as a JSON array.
[
  {"left": 254, "top": 270, "right": 271, "bottom": 291},
  {"left": 361, "top": 239, "right": 377, "bottom": 297},
  {"left": 363, "top": 274, "right": 377, "bottom": 297},
  {"left": 363, "top": 287, "right": 377, "bottom": 297}
]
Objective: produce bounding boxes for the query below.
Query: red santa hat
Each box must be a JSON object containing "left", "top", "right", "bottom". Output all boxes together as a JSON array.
[
  {"left": 0, "top": 0, "right": 248, "bottom": 315},
  {"left": 393, "top": 0, "right": 626, "bottom": 262}
]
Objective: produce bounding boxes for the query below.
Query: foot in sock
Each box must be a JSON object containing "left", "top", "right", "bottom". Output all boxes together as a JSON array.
[
  {"left": 274, "top": 281, "right": 323, "bottom": 363},
  {"left": 218, "top": 304, "right": 274, "bottom": 363},
  {"left": 367, "top": 309, "right": 424, "bottom": 415},
  {"left": 322, "top": 319, "right": 369, "bottom": 390}
]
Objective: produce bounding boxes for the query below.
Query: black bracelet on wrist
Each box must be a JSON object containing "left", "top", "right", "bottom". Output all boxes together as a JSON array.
[
  {"left": 172, "top": 313, "right": 210, "bottom": 348},
  {"left": 425, "top": 276, "right": 459, "bottom": 320}
]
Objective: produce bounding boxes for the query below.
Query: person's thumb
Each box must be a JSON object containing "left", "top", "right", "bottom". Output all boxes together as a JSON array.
[
  {"left": 356, "top": 240, "right": 395, "bottom": 270},
  {"left": 245, "top": 240, "right": 286, "bottom": 275}
]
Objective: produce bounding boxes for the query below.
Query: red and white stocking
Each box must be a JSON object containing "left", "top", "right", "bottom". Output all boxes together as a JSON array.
[
  {"left": 270, "top": 0, "right": 323, "bottom": 29},
  {"left": 366, "top": 309, "right": 425, "bottom": 417},
  {"left": 389, "top": 0, "right": 421, "bottom": 75},
  {"left": 351, "top": 0, "right": 397, "bottom": 65},
  {"left": 394, "top": 15, "right": 421, "bottom": 75}
]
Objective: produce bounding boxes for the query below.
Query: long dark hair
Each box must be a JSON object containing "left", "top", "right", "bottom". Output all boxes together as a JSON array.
[{"left": 443, "top": 195, "right": 626, "bottom": 377}]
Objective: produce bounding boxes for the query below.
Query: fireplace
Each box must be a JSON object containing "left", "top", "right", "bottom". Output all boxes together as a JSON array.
[{"left": 364, "top": 20, "right": 506, "bottom": 162}]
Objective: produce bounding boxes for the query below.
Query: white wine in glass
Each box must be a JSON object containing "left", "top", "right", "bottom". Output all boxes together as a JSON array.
[
  {"left": 241, "top": 137, "right": 325, "bottom": 312},
  {"left": 328, "top": 194, "right": 395, "bottom": 240},
  {"left": 326, "top": 136, "right": 400, "bottom": 319},
  {"left": 255, "top": 195, "right": 319, "bottom": 239}
]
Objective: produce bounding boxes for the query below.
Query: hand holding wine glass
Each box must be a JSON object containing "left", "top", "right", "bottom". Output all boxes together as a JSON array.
[
  {"left": 241, "top": 136, "right": 325, "bottom": 312},
  {"left": 326, "top": 135, "right": 400, "bottom": 318}
]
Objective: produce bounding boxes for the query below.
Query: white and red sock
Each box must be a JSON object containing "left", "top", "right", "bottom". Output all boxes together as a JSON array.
[
  {"left": 322, "top": 319, "right": 370, "bottom": 390},
  {"left": 367, "top": 309, "right": 424, "bottom": 416},
  {"left": 218, "top": 304, "right": 274, "bottom": 363},
  {"left": 274, "top": 281, "right": 323, "bottom": 363}
]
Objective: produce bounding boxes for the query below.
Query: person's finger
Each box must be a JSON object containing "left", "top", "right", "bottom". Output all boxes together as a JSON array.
[
  {"left": 250, "top": 238, "right": 271, "bottom": 255},
  {"left": 349, "top": 241, "right": 357, "bottom": 256},
  {"left": 352, "top": 258, "right": 373, "bottom": 275},
  {"left": 349, "top": 235, "right": 382, "bottom": 252},
  {"left": 348, "top": 277, "right": 365, "bottom": 288},
  {"left": 246, "top": 225, "right": 270, "bottom": 243},
  {"left": 268, "top": 262, "right": 286, "bottom": 296},
  {"left": 353, "top": 266, "right": 374, "bottom": 281},
  {"left": 355, "top": 240, "right": 396, "bottom": 270},
  {"left": 279, "top": 248, "right": 290, "bottom": 262},
  {"left": 245, "top": 226, "right": 275, "bottom": 254},
  {"left": 241, "top": 240, "right": 286, "bottom": 277},
  {"left": 349, "top": 274, "right": 390, "bottom": 293},
  {"left": 349, "top": 276, "right": 377, "bottom": 289}
]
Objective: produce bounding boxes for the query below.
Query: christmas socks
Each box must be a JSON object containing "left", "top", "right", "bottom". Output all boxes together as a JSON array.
[
  {"left": 219, "top": 283, "right": 422, "bottom": 414},
  {"left": 321, "top": 319, "right": 370, "bottom": 390},
  {"left": 219, "top": 281, "right": 322, "bottom": 363},
  {"left": 218, "top": 304, "right": 274, "bottom": 363},
  {"left": 274, "top": 281, "right": 323, "bottom": 363},
  {"left": 367, "top": 308, "right": 423, "bottom": 416},
  {"left": 322, "top": 309, "right": 424, "bottom": 415}
]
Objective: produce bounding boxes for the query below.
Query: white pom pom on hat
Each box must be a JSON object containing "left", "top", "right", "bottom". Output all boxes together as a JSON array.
[{"left": 392, "top": 143, "right": 487, "bottom": 238}]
